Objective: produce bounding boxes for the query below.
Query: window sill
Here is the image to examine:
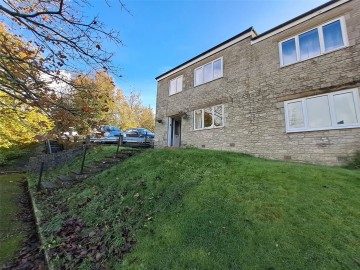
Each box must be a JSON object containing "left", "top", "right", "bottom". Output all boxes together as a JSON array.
[
  {"left": 194, "top": 125, "right": 224, "bottom": 131},
  {"left": 280, "top": 45, "right": 349, "bottom": 68},
  {"left": 169, "top": 91, "right": 183, "bottom": 97},
  {"left": 286, "top": 124, "right": 360, "bottom": 133},
  {"left": 194, "top": 76, "right": 223, "bottom": 88}
]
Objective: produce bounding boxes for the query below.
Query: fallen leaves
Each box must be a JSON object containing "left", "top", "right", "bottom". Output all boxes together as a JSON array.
[{"left": 47, "top": 216, "right": 136, "bottom": 268}]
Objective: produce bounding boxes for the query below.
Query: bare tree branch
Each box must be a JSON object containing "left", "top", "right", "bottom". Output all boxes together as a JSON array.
[
  {"left": 0, "top": 0, "right": 128, "bottom": 128},
  {"left": 0, "top": 0, "right": 64, "bottom": 18}
]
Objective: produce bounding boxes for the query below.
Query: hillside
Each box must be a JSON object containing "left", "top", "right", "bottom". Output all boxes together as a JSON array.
[{"left": 33, "top": 147, "right": 360, "bottom": 269}]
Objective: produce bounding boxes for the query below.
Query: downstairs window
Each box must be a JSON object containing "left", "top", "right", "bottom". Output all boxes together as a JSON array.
[
  {"left": 194, "top": 105, "right": 224, "bottom": 130},
  {"left": 284, "top": 88, "right": 360, "bottom": 132}
]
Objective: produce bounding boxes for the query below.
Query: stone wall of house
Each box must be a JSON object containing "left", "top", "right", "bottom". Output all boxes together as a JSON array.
[
  {"left": 27, "top": 147, "right": 84, "bottom": 173},
  {"left": 155, "top": 0, "right": 360, "bottom": 166}
]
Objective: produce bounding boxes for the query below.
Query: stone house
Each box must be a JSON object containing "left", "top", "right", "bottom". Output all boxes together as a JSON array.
[{"left": 154, "top": 0, "right": 360, "bottom": 166}]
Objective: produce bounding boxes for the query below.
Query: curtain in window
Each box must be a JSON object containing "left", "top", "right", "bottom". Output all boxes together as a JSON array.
[
  {"left": 323, "top": 20, "right": 344, "bottom": 52},
  {"left": 299, "top": 29, "right": 321, "bottom": 60},
  {"left": 194, "top": 110, "right": 203, "bottom": 129}
]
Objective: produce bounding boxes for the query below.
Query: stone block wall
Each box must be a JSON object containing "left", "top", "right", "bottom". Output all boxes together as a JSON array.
[{"left": 155, "top": 0, "right": 360, "bottom": 166}]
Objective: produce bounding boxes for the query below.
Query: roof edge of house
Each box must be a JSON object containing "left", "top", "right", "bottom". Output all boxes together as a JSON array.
[
  {"left": 251, "top": 0, "right": 350, "bottom": 44},
  {"left": 156, "top": 0, "right": 350, "bottom": 81},
  {"left": 155, "top": 27, "right": 255, "bottom": 81}
]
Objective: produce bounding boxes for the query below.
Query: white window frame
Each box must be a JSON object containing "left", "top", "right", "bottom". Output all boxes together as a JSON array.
[
  {"left": 169, "top": 75, "right": 183, "bottom": 96},
  {"left": 194, "top": 57, "right": 223, "bottom": 87},
  {"left": 284, "top": 88, "right": 360, "bottom": 133},
  {"left": 193, "top": 104, "right": 224, "bottom": 130},
  {"left": 279, "top": 17, "right": 349, "bottom": 67}
]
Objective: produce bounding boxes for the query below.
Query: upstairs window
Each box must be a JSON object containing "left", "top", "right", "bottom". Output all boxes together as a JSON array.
[
  {"left": 169, "top": 75, "right": 183, "bottom": 96},
  {"left": 194, "top": 105, "right": 224, "bottom": 130},
  {"left": 284, "top": 88, "right": 360, "bottom": 132},
  {"left": 194, "top": 57, "right": 223, "bottom": 86},
  {"left": 279, "top": 17, "right": 348, "bottom": 66},
  {"left": 299, "top": 28, "right": 321, "bottom": 61}
]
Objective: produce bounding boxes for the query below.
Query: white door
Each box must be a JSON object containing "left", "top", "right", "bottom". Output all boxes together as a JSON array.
[
  {"left": 168, "top": 117, "right": 181, "bottom": 147},
  {"left": 172, "top": 119, "right": 181, "bottom": 147}
]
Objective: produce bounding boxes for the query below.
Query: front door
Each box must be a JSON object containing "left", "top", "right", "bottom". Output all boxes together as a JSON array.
[
  {"left": 173, "top": 119, "right": 181, "bottom": 147},
  {"left": 168, "top": 117, "right": 181, "bottom": 147}
]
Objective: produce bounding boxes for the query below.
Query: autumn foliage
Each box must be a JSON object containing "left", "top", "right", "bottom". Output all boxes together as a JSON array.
[
  {"left": 0, "top": 92, "right": 53, "bottom": 148},
  {"left": 0, "top": 23, "right": 54, "bottom": 148},
  {"left": 53, "top": 72, "right": 155, "bottom": 134},
  {"left": 0, "top": 1, "right": 154, "bottom": 148}
]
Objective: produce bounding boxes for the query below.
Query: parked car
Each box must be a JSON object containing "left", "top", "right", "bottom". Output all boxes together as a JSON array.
[
  {"left": 90, "top": 125, "right": 124, "bottom": 144},
  {"left": 98, "top": 125, "right": 124, "bottom": 137},
  {"left": 124, "top": 128, "right": 154, "bottom": 138},
  {"left": 123, "top": 128, "right": 154, "bottom": 147}
]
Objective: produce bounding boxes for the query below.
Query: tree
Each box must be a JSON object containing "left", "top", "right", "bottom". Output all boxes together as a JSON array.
[
  {"left": 0, "top": 91, "right": 53, "bottom": 148},
  {"left": 0, "top": 22, "right": 51, "bottom": 110},
  {"left": 0, "top": 0, "right": 126, "bottom": 112},
  {"left": 0, "top": 22, "right": 55, "bottom": 148},
  {"left": 118, "top": 91, "right": 142, "bottom": 130},
  {"left": 71, "top": 72, "right": 117, "bottom": 133},
  {"left": 115, "top": 90, "right": 155, "bottom": 131},
  {"left": 49, "top": 72, "right": 155, "bottom": 135},
  {"left": 139, "top": 106, "right": 155, "bottom": 132},
  {"left": 47, "top": 71, "right": 111, "bottom": 134}
]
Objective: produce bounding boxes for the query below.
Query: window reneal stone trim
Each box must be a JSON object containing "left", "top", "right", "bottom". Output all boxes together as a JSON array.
[
  {"left": 279, "top": 17, "right": 348, "bottom": 67},
  {"left": 284, "top": 88, "right": 360, "bottom": 133},
  {"left": 169, "top": 75, "right": 183, "bottom": 96},
  {"left": 194, "top": 57, "right": 223, "bottom": 86},
  {"left": 194, "top": 105, "right": 224, "bottom": 130}
]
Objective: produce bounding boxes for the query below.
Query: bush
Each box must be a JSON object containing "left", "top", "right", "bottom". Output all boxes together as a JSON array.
[
  {"left": 0, "top": 153, "right": 6, "bottom": 166},
  {"left": 346, "top": 151, "right": 360, "bottom": 169},
  {"left": 0, "top": 144, "right": 36, "bottom": 166}
]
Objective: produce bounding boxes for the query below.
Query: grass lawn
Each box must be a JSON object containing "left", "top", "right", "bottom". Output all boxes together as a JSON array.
[
  {"left": 33, "top": 148, "right": 360, "bottom": 269},
  {"left": 0, "top": 174, "right": 27, "bottom": 266}
]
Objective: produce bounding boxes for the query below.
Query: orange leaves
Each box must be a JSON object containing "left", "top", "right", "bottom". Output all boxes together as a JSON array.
[
  {"left": 50, "top": 92, "right": 58, "bottom": 100},
  {"left": 82, "top": 106, "right": 93, "bottom": 113},
  {"left": 48, "top": 71, "right": 154, "bottom": 135},
  {"left": 42, "top": 15, "right": 50, "bottom": 22}
]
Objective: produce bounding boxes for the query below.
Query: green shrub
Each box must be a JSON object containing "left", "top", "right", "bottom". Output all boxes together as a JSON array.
[
  {"left": 0, "top": 144, "right": 35, "bottom": 166},
  {"left": 346, "top": 151, "right": 360, "bottom": 169},
  {"left": 0, "top": 153, "right": 6, "bottom": 166}
]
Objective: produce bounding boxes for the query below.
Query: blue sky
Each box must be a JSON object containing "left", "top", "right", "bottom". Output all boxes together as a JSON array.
[{"left": 89, "top": 0, "right": 329, "bottom": 109}]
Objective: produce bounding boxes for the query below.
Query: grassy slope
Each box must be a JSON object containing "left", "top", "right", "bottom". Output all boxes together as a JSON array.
[
  {"left": 35, "top": 148, "right": 360, "bottom": 269},
  {"left": 0, "top": 174, "right": 26, "bottom": 266},
  {"left": 29, "top": 145, "right": 134, "bottom": 188}
]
